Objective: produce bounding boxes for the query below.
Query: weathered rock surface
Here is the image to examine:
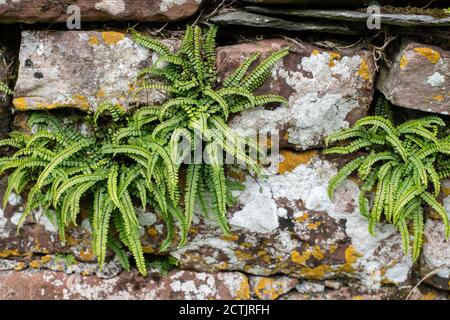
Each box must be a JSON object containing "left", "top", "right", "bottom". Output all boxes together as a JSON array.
[
  {"left": 0, "top": 181, "right": 97, "bottom": 263},
  {"left": 138, "top": 152, "right": 413, "bottom": 290},
  {"left": 245, "top": 7, "right": 450, "bottom": 27},
  {"left": 14, "top": 33, "right": 374, "bottom": 149},
  {"left": 0, "top": 0, "right": 203, "bottom": 24},
  {"left": 0, "top": 269, "right": 251, "bottom": 300},
  {"left": 13, "top": 30, "right": 176, "bottom": 112},
  {"left": 218, "top": 39, "right": 375, "bottom": 149},
  {"left": 210, "top": 11, "right": 365, "bottom": 35},
  {"left": 420, "top": 186, "right": 450, "bottom": 291},
  {"left": 0, "top": 43, "right": 11, "bottom": 138},
  {"left": 240, "top": 0, "right": 441, "bottom": 6},
  {"left": 378, "top": 40, "right": 450, "bottom": 114},
  {"left": 0, "top": 151, "right": 414, "bottom": 291},
  {"left": 249, "top": 275, "right": 298, "bottom": 300}
]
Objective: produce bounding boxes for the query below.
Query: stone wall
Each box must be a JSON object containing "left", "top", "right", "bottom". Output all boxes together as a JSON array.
[{"left": 0, "top": 1, "right": 449, "bottom": 300}]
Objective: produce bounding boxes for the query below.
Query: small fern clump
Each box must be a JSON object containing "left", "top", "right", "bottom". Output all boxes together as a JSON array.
[
  {"left": 130, "top": 25, "right": 288, "bottom": 236},
  {"left": 0, "top": 25, "right": 288, "bottom": 275},
  {"left": 325, "top": 99, "right": 450, "bottom": 261}
]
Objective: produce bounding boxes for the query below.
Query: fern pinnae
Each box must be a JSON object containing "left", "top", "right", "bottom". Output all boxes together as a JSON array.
[
  {"left": 327, "top": 157, "right": 364, "bottom": 200},
  {"left": 129, "top": 28, "right": 172, "bottom": 57},
  {"left": 36, "top": 142, "right": 90, "bottom": 190},
  {"left": 108, "top": 236, "right": 131, "bottom": 272},
  {"left": 420, "top": 191, "right": 450, "bottom": 238},
  {"left": 223, "top": 52, "right": 261, "bottom": 88},
  {"left": 243, "top": 48, "right": 289, "bottom": 92},
  {"left": 412, "top": 209, "right": 424, "bottom": 261},
  {"left": 185, "top": 164, "right": 200, "bottom": 229}
]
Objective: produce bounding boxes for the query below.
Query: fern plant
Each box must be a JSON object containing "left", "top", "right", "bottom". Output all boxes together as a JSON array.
[
  {"left": 0, "top": 81, "right": 13, "bottom": 96},
  {"left": 325, "top": 98, "right": 450, "bottom": 261},
  {"left": 129, "top": 25, "right": 288, "bottom": 236},
  {"left": 0, "top": 25, "right": 288, "bottom": 276}
]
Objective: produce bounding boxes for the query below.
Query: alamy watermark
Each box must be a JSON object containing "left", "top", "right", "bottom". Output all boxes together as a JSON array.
[
  {"left": 367, "top": 5, "right": 381, "bottom": 30},
  {"left": 66, "top": 5, "right": 81, "bottom": 30}
]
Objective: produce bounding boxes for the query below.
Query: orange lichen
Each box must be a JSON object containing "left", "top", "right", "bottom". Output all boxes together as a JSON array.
[
  {"left": 235, "top": 277, "right": 251, "bottom": 300},
  {"left": 307, "top": 221, "right": 322, "bottom": 230},
  {"left": 358, "top": 59, "right": 371, "bottom": 81},
  {"left": 78, "top": 248, "right": 94, "bottom": 261},
  {"left": 311, "top": 49, "right": 320, "bottom": 55},
  {"left": 13, "top": 97, "right": 28, "bottom": 111},
  {"left": 72, "top": 94, "right": 90, "bottom": 110},
  {"left": 0, "top": 249, "right": 21, "bottom": 258},
  {"left": 432, "top": 95, "right": 444, "bottom": 102},
  {"left": 88, "top": 35, "right": 99, "bottom": 46},
  {"left": 235, "top": 250, "right": 253, "bottom": 260},
  {"left": 295, "top": 212, "right": 309, "bottom": 223},
  {"left": 291, "top": 250, "right": 310, "bottom": 265},
  {"left": 399, "top": 54, "right": 410, "bottom": 69},
  {"left": 257, "top": 250, "right": 271, "bottom": 263},
  {"left": 311, "top": 246, "right": 325, "bottom": 260},
  {"left": 253, "top": 278, "right": 285, "bottom": 300},
  {"left": 147, "top": 227, "right": 158, "bottom": 237},
  {"left": 414, "top": 47, "right": 441, "bottom": 64},
  {"left": 345, "top": 246, "right": 361, "bottom": 264},
  {"left": 102, "top": 31, "right": 125, "bottom": 45},
  {"left": 222, "top": 233, "right": 239, "bottom": 241},
  {"left": 420, "top": 292, "right": 437, "bottom": 300},
  {"left": 13, "top": 261, "right": 26, "bottom": 271},
  {"left": 29, "top": 254, "right": 52, "bottom": 269},
  {"left": 300, "top": 265, "right": 331, "bottom": 279},
  {"left": 328, "top": 52, "right": 341, "bottom": 67},
  {"left": 339, "top": 245, "right": 361, "bottom": 273},
  {"left": 278, "top": 150, "right": 317, "bottom": 174},
  {"left": 142, "top": 246, "right": 155, "bottom": 254},
  {"left": 445, "top": 187, "right": 450, "bottom": 196},
  {"left": 96, "top": 88, "right": 105, "bottom": 98}
]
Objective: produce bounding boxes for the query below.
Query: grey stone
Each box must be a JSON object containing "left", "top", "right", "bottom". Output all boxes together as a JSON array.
[
  {"left": 245, "top": 7, "right": 450, "bottom": 27},
  {"left": 210, "top": 11, "right": 364, "bottom": 35},
  {"left": 377, "top": 40, "right": 450, "bottom": 114}
]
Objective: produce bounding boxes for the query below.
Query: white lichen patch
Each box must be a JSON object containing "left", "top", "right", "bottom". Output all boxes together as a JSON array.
[
  {"left": 422, "top": 198, "right": 450, "bottom": 279},
  {"left": 33, "top": 208, "right": 58, "bottom": 233},
  {"left": 230, "top": 51, "right": 370, "bottom": 149},
  {"left": 94, "top": 0, "right": 126, "bottom": 16},
  {"left": 170, "top": 271, "right": 217, "bottom": 300},
  {"left": 328, "top": 180, "right": 413, "bottom": 289},
  {"left": 14, "top": 31, "right": 171, "bottom": 112},
  {"left": 426, "top": 72, "right": 445, "bottom": 87},
  {"left": 229, "top": 182, "right": 279, "bottom": 233}
]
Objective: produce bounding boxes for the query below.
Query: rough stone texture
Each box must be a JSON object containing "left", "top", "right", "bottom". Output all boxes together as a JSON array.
[
  {"left": 281, "top": 286, "right": 426, "bottom": 300},
  {"left": 249, "top": 275, "right": 298, "bottom": 300},
  {"left": 210, "top": 11, "right": 364, "bottom": 35},
  {"left": 378, "top": 40, "right": 450, "bottom": 115},
  {"left": 218, "top": 39, "right": 375, "bottom": 150},
  {"left": 0, "top": 269, "right": 251, "bottom": 300},
  {"left": 245, "top": 7, "right": 450, "bottom": 27},
  {"left": 13, "top": 30, "right": 177, "bottom": 112},
  {"left": 241, "top": 0, "right": 440, "bottom": 6},
  {"left": 0, "top": 179, "right": 98, "bottom": 263},
  {"left": 13, "top": 34, "right": 374, "bottom": 150},
  {"left": 0, "top": 0, "right": 203, "bottom": 24},
  {"left": 0, "top": 151, "right": 414, "bottom": 291},
  {"left": 0, "top": 43, "right": 11, "bottom": 139},
  {"left": 138, "top": 152, "right": 413, "bottom": 291},
  {"left": 420, "top": 184, "right": 450, "bottom": 291}
]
